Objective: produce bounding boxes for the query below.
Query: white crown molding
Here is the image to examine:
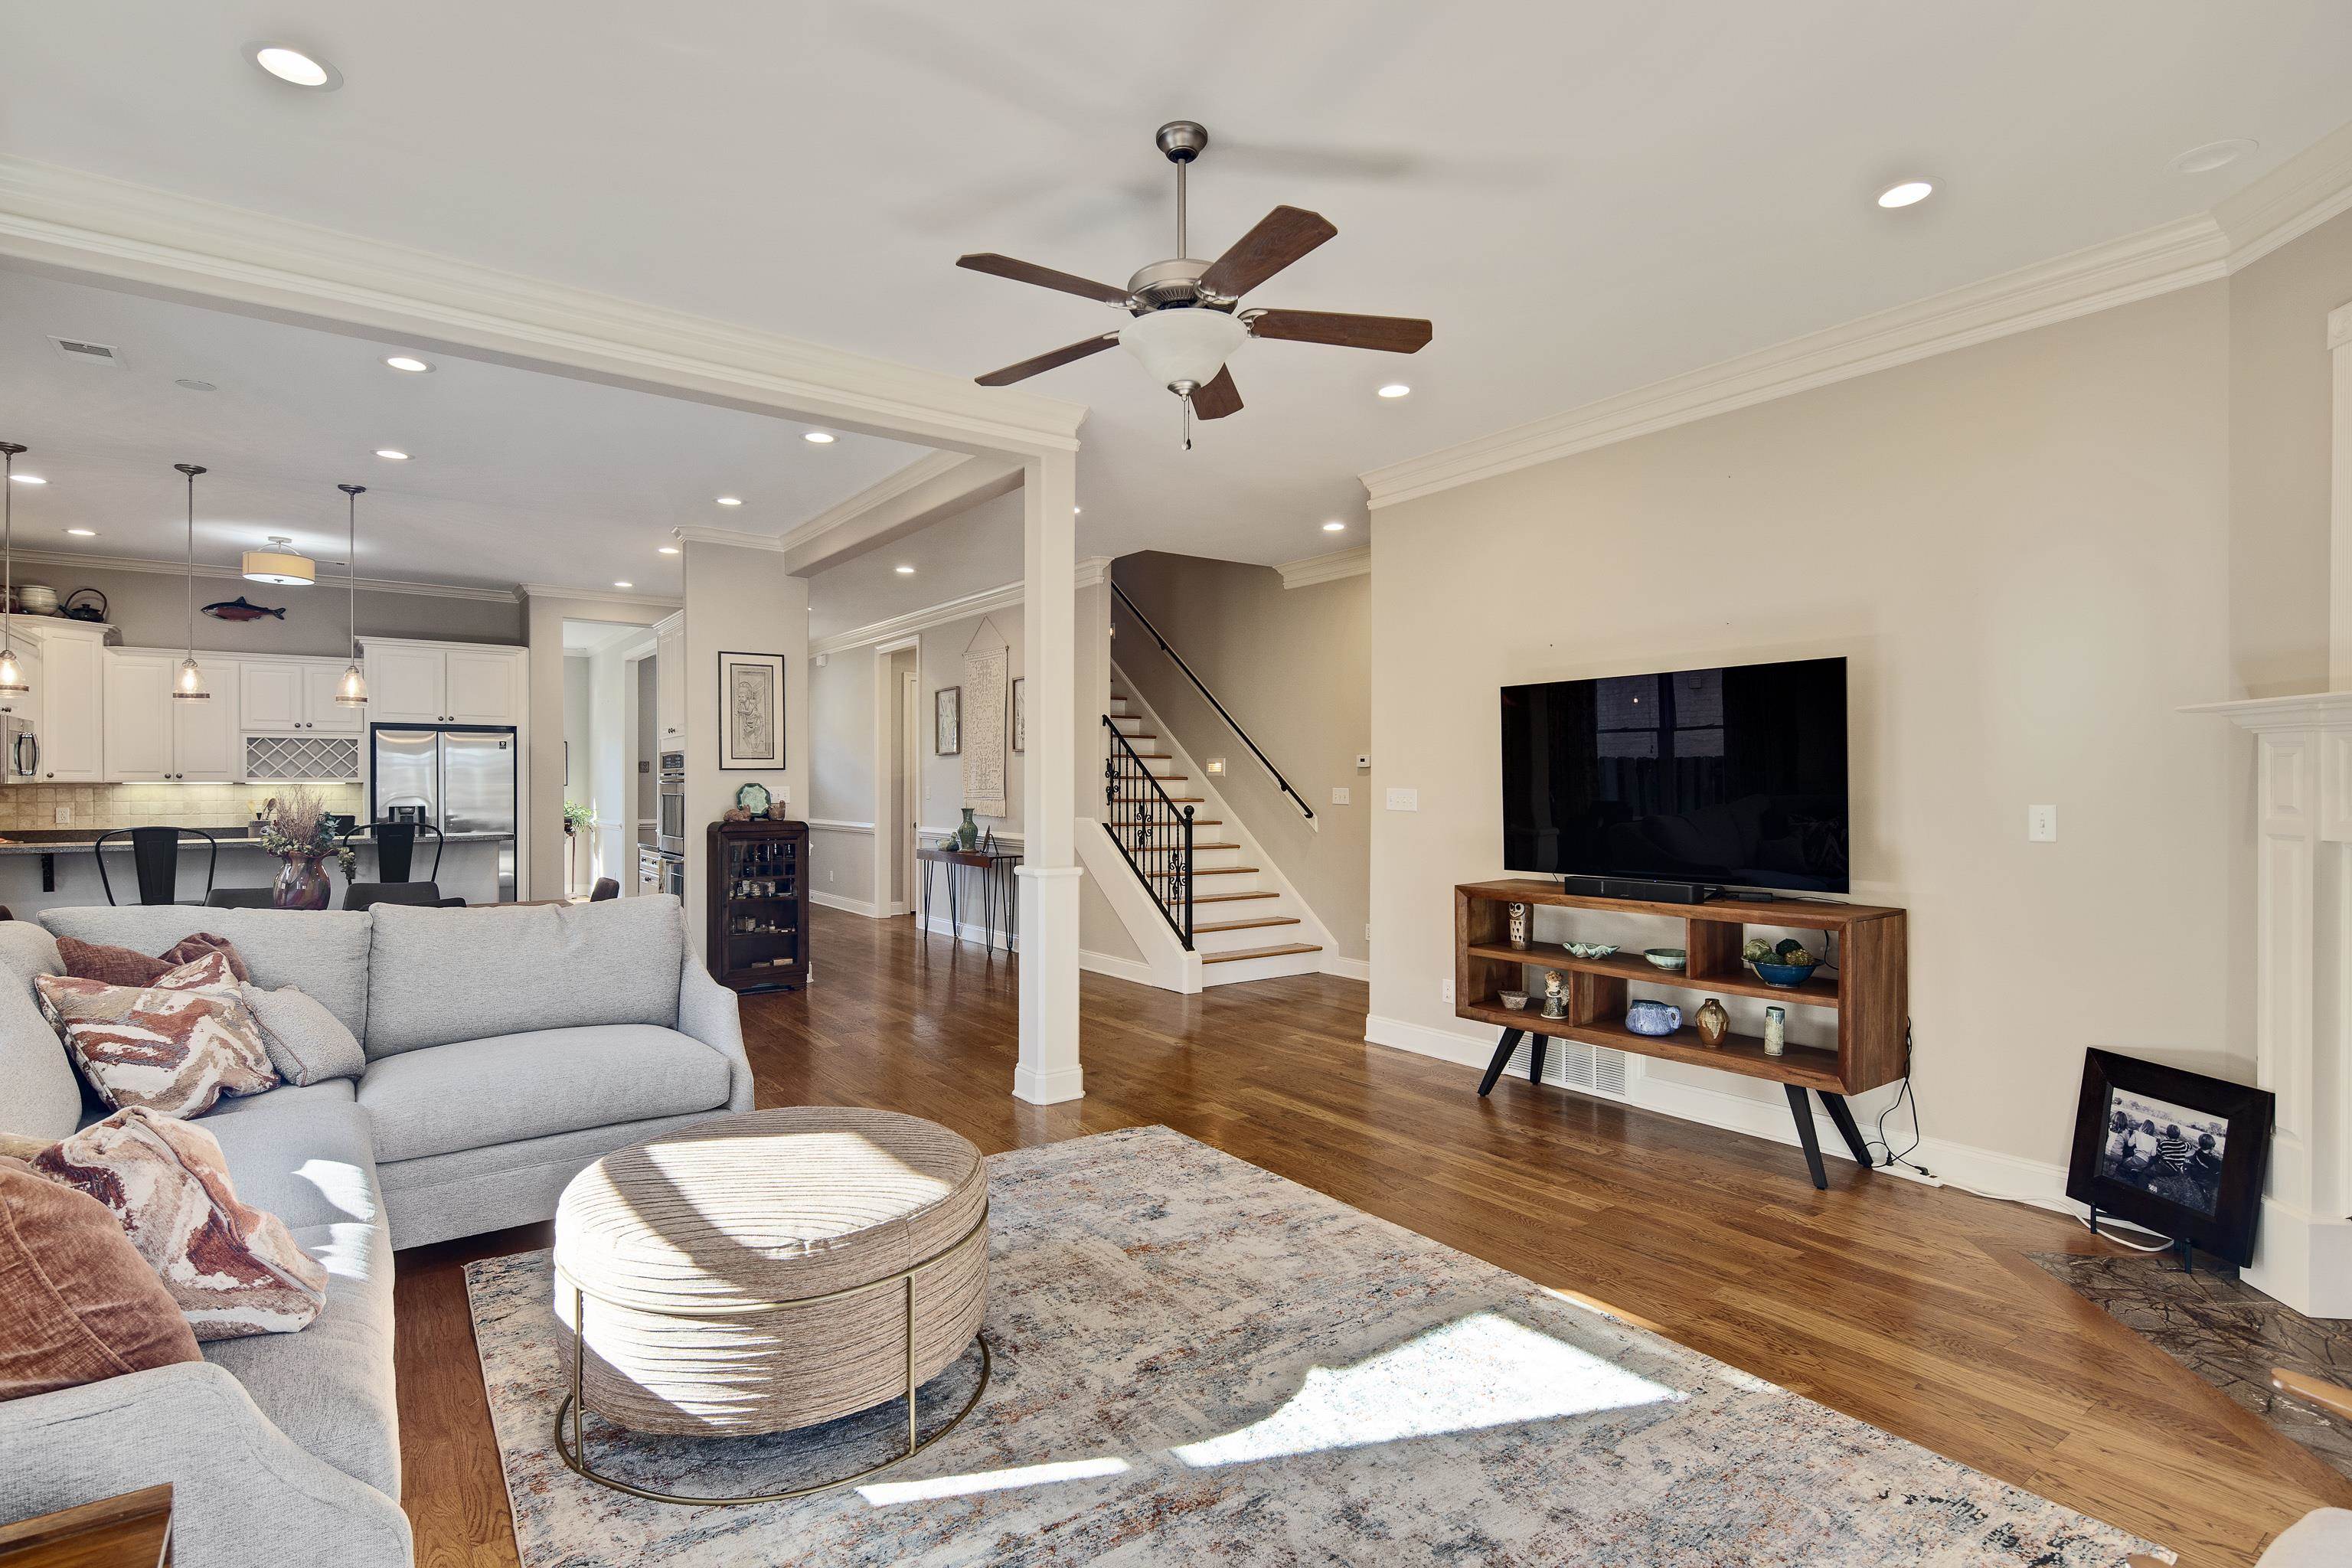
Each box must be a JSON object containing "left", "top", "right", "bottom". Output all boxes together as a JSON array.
[
  {"left": 0, "top": 155, "right": 1086, "bottom": 460},
  {"left": 1362, "top": 214, "right": 2231, "bottom": 509},
  {"left": 16, "top": 545, "right": 521, "bottom": 603},
  {"left": 670, "top": 524, "right": 783, "bottom": 552},
  {"left": 2216, "top": 117, "right": 2352, "bottom": 273},
  {"left": 516, "top": 581, "right": 682, "bottom": 610},
  {"left": 775, "top": 452, "right": 973, "bottom": 555},
  {"left": 1073, "top": 554, "right": 1113, "bottom": 589},
  {"left": 1275, "top": 546, "right": 1371, "bottom": 589},
  {"left": 812, "top": 579, "right": 1024, "bottom": 656}
]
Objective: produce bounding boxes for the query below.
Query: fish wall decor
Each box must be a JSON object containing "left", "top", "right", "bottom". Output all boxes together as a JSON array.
[{"left": 201, "top": 595, "right": 286, "bottom": 622}]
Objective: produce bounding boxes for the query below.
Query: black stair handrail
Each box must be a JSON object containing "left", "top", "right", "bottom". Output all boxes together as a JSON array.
[
  {"left": 1110, "top": 580, "right": 1315, "bottom": 822},
  {"left": 1102, "top": 716, "right": 1194, "bottom": 950}
]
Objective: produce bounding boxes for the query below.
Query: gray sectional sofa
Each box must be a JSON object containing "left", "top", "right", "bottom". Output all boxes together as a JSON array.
[{"left": 0, "top": 896, "right": 751, "bottom": 1568}]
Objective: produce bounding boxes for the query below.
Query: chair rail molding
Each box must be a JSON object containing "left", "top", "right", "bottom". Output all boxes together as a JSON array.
[{"left": 0, "top": 155, "right": 1086, "bottom": 459}]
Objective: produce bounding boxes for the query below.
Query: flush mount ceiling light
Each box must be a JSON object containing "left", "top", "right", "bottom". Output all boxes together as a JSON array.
[
  {"left": 1322, "top": 520, "right": 1346, "bottom": 532},
  {"left": 243, "top": 536, "right": 316, "bottom": 586},
  {"left": 1377, "top": 383, "right": 1410, "bottom": 398},
  {"left": 803, "top": 431, "right": 836, "bottom": 444},
  {"left": 66, "top": 528, "right": 96, "bottom": 537},
  {"left": 374, "top": 449, "right": 410, "bottom": 461},
  {"left": 250, "top": 44, "right": 341, "bottom": 90},
  {"left": 384, "top": 355, "right": 433, "bottom": 374},
  {"left": 715, "top": 495, "right": 743, "bottom": 506},
  {"left": 1875, "top": 179, "right": 1935, "bottom": 209},
  {"left": 2171, "top": 138, "right": 2257, "bottom": 175}
]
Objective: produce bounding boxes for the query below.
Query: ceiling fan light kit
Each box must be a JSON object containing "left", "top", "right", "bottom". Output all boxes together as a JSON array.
[{"left": 958, "top": 119, "right": 1432, "bottom": 444}]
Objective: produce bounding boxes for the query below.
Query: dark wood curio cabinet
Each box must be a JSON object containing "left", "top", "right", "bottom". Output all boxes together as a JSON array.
[{"left": 704, "top": 818, "right": 809, "bottom": 991}]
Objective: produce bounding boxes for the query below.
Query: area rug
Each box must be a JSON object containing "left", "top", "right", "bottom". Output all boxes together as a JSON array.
[
  {"left": 467, "top": 1126, "right": 2167, "bottom": 1566},
  {"left": 2031, "top": 1249, "right": 2352, "bottom": 1481}
]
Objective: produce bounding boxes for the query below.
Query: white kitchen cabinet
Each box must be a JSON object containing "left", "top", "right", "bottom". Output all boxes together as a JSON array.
[
  {"left": 445, "top": 649, "right": 516, "bottom": 724},
  {"left": 364, "top": 642, "right": 518, "bottom": 726},
  {"left": 655, "top": 616, "right": 684, "bottom": 742},
  {"left": 16, "top": 622, "right": 108, "bottom": 783},
  {"left": 302, "top": 663, "right": 364, "bottom": 732},
  {"left": 240, "top": 662, "right": 303, "bottom": 730},
  {"left": 106, "top": 652, "right": 241, "bottom": 781}
]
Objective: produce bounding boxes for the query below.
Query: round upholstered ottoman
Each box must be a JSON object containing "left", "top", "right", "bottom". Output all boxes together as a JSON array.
[{"left": 551, "top": 1107, "right": 989, "bottom": 1497}]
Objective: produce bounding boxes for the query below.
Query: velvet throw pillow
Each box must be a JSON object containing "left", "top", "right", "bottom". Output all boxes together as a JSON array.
[
  {"left": 0, "top": 1156, "right": 203, "bottom": 1400},
  {"left": 34, "top": 953, "right": 277, "bottom": 1118},
  {"left": 33, "top": 1108, "right": 328, "bottom": 1340},
  {"left": 239, "top": 983, "right": 366, "bottom": 1086},
  {"left": 57, "top": 932, "right": 253, "bottom": 988}
]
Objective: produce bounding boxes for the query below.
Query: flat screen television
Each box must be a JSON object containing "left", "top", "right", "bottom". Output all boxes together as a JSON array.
[{"left": 1500, "top": 655, "right": 1849, "bottom": 894}]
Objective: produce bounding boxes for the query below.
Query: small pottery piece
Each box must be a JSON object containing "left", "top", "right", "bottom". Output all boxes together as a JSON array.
[
  {"left": 1564, "top": 942, "right": 1620, "bottom": 960},
  {"left": 273, "top": 854, "right": 330, "bottom": 912},
  {"left": 1539, "top": 969, "right": 1568, "bottom": 1020},
  {"left": 1624, "top": 1000, "right": 1682, "bottom": 1037},
  {"left": 1506, "top": 902, "right": 1530, "bottom": 949},
  {"left": 1498, "top": 990, "right": 1530, "bottom": 1011},
  {"left": 1643, "top": 947, "right": 1687, "bottom": 972},
  {"left": 722, "top": 806, "right": 753, "bottom": 822},
  {"left": 1763, "top": 1006, "right": 1787, "bottom": 1057},
  {"left": 956, "top": 807, "right": 980, "bottom": 851},
  {"left": 1694, "top": 997, "right": 1730, "bottom": 1048}
]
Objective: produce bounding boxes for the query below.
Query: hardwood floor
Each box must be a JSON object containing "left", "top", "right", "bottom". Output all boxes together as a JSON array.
[{"left": 395, "top": 903, "right": 2347, "bottom": 1567}]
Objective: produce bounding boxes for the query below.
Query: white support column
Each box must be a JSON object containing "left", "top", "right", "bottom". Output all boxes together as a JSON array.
[{"left": 1015, "top": 449, "right": 1083, "bottom": 1103}]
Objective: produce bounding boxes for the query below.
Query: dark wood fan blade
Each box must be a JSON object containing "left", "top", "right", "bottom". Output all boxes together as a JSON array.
[
  {"left": 1246, "top": 308, "right": 1432, "bottom": 354},
  {"left": 974, "top": 332, "right": 1120, "bottom": 387},
  {"left": 1197, "top": 206, "right": 1338, "bottom": 299},
  {"left": 1190, "top": 365, "right": 1243, "bottom": 420},
  {"left": 956, "top": 253, "right": 1132, "bottom": 306}
]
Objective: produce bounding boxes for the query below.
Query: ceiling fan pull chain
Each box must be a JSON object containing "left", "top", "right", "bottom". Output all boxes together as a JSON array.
[{"left": 1181, "top": 394, "right": 1192, "bottom": 452}]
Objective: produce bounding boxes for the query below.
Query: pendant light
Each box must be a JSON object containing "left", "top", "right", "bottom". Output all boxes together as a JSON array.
[
  {"left": 334, "top": 484, "right": 367, "bottom": 706},
  {"left": 241, "top": 535, "right": 315, "bottom": 586},
  {"left": 0, "top": 441, "right": 27, "bottom": 696},
  {"left": 173, "top": 463, "right": 210, "bottom": 701}
]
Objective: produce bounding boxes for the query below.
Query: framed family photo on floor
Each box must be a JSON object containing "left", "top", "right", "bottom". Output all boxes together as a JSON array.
[
  {"left": 2064, "top": 1048, "right": 2273, "bottom": 1266},
  {"left": 717, "top": 651, "right": 784, "bottom": 770}
]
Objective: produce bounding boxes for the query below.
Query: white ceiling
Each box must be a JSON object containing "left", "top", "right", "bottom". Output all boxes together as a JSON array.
[
  {"left": 5, "top": 3, "right": 2352, "bottom": 570},
  {"left": 0, "top": 273, "right": 933, "bottom": 596}
]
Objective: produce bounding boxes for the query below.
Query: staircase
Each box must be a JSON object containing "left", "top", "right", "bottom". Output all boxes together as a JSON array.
[{"left": 1100, "top": 671, "right": 1328, "bottom": 987}]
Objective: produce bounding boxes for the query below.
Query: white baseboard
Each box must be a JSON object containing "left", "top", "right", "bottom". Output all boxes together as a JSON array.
[
  {"left": 1321, "top": 954, "right": 1371, "bottom": 982},
  {"left": 1080, "top": 949, "right": 1159, "bottom": 988},
  {"left": 1363, "top": 1012, "right": 2063, "bottom": 1204},
  {"left": 920, "top": 913, "right": 1014, "bottom": 948},
  {"left": 810, "top": 890, "right": 884, "bottom": 918}
]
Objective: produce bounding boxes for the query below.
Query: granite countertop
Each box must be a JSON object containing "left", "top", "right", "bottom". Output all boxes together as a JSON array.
[{"left": 0, "top": 827, "right": 514, "bottom": 856}]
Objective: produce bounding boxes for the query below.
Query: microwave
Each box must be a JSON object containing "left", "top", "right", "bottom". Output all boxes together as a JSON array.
[
  {"left": 656, "top": 750, "right": 686, "bottom": 853},
  {"left": 0, "top": 715, "right": 35, "bottom": 781}
]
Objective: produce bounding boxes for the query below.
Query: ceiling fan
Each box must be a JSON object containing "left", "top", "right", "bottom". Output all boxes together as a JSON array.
[{"left": 958, "top": 120, "right": 1432, "bottom": 443}]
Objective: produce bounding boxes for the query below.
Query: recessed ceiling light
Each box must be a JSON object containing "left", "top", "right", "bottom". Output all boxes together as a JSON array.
[
  {"left": 175, "top": 378, "right": 217, "bottom": 392},
  {"left": 1377, "top": 383, "right": 1410, "bottom": 399},
  {"left": 1073, "top": 506, "right": 1083, "bottom": 514},
  {"left": 1321, "top": 520, "right": 1346, "bottom": 532},
  {"left": 384, "top": 355, "right": 434, "bottom": 374},
  {"left": 715, "top": 497, "right": 744, "bottom": 509},
  {"left": 374, "top": 449, "right": 410, "bottom": 461},
  {"left": 2171, "top": 138, "right": 2257, "bottom": 175},
  {"left": 613, "top": 580, "right": 634, "bottom": 590},
  {"left": 1875, "top": 180, "right": 1935, "bottom": 209},
  {"left": 658, "top": 545, "right": 681, "bottom": 555},
  {"left": 894, "top": 564, "right": 916, "bottom": 575},
  {"left": 804, "top": 431, "right": 836, "bottom": 444},
  {"left": 250, "top": 44, "right": 341, "bottom": 90},
  {"left": 66, "top": 528, "right": 96, "bottom": 537},
  {"left": 8, "top": 474, "right": 45, "bottom": 485}
]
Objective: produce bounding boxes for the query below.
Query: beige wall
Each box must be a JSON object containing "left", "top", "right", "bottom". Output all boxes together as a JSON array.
[
  {"left": 919, "top": 604, "right": 1024, "bottom": 844},
  {"left": 809, "top": 648, "right": 879, "bottom": 909},
  {"left": 2227, "top": 205, "right": 2352, "bottom": 699},
  {"left": 31, "top": 560, "right": 523, "bottom": 655},
  {"left": 524, "top": 593, "right": 670, "bottom": 902},
  {"left": 1370, "top": 283, "right": 2246, "bottom": 1171},
  {"left": 1112, "top": 552, "right": 1372, "bottom": 962}
]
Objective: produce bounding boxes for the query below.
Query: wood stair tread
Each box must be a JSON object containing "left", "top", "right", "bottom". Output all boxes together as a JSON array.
[
  {"left": 1193, "top": 890, "right": 1278, "bottom": 903},
  {"left": 1149, "top": 864, "right": 1257, "bottom": 878},
  {"left": 1201, "top": 942, "right": 1324, "bottom": 965},
  {"left": 1194, "top": 916, "right": 1301, "bottom": 934}
]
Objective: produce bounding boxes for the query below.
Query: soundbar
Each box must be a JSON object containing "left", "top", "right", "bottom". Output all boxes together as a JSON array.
[{"left": 1556, "top": 875, "right": 1740, "bottom": 906}]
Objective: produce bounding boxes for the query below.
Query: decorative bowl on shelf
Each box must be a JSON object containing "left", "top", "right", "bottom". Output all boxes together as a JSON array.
[
  {"left": 1743, "top": 936, "right": 1819, "bottom": 988},
  {"left": 1643, "top": 948, "right": 1687, "bottom": 972},
  {"left": 1498, "top": 990, "right": 1530, "bottom": 1011},
  {"left": 1563, "top": 942, "right": 1620, "bottom": 960},
  {"left": 1750, "top": 960, "right": 1818, "bottom": 988}
]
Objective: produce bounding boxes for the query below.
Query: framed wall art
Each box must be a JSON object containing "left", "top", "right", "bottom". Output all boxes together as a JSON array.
[
  {"left": 934, "top": 685, "right": 962, "bottom": 756},
  {"left": 1011, "top": 676, "right": 1025, "bottom": 755},
  {"left": 718, "top": 651, "right": 784, "bottom": 770}
]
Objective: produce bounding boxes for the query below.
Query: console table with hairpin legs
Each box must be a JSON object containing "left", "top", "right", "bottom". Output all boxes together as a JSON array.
[{"left": 917, "top": 840, "right": 1021, "bottom": 957}]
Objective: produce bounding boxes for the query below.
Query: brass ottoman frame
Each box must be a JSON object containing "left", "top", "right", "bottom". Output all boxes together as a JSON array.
[{"left": 553, "top": 1206, "right": 992, "bottom": 1505}]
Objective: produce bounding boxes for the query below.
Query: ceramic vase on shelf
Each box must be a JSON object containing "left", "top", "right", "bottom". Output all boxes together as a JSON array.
[
  {"left": 273, "top": 855, "right": 330, "bottom": 911},
  {"left": 1507, "top": 902, "right": 1530, "bottom": 949},
  {"left": 956, "top": 808, "right": 979, "bottom": 851},
  {"left": 1762, "top": 1006, "right": 1787, "bottom": 1057},
  {"left": 1694, "top": 998, "right": 1729, "bottom": 1049}
]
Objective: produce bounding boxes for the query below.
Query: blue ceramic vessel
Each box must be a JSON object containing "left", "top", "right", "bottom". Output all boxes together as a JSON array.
[
  {"left": 1751, "top": 960, "right": 1818, "bottom": 988},
  {"left": 1624, "top": 1000, "right": 1682, "bottom": 1037}
]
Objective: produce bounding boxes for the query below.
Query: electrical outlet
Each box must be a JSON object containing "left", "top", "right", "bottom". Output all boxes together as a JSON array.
[
  {"left": 1331, "top": 786, "right": 1351, "bottom": 805},
  {"left": 1355, "top": 753, "right": 1371, "bottom": 771},
  {"left": 2028, "top": 804, "right": 2057, "bottom": 842},
  {"left": 1386, "top": 787, "right": 1418, "bottom": 812},
  {"left": 1441, "top": 977, "right": 1455, "bottom": 1004},
  {"left": 54, "top": 805, "right": 71, "bottom": 825}
]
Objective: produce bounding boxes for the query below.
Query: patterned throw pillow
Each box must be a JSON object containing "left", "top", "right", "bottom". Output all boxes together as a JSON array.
[
  {"left": 56, "top": 933, "right": 253, "bottom": 988},
  {"left": 32, "top": 1108, "right": 328, "bottom": 1340},
  {"left": 34, "top": 954, "right": 277, "bottom": 1118}
]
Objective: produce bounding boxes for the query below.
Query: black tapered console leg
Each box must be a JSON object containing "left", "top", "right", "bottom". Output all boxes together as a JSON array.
[
  {"left": 1818, "top": 1092, "right": 1875, "bottom": 1169},
  {"left": 1526, "top": 1034, "right": 1548, "bottom": 1085},
  {"left": 1477, "top": 1029, "right": 1524, "bottom": 1097},
  {"left": 1785, "top": 1084, "right": 1828, "bottom": 1190}
]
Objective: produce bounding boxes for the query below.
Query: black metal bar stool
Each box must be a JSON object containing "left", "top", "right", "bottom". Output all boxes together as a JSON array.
[
  {"left": 93, "top": 827, "right": 219, "bottom": 906},
  {"left": 342, "top": 818, "right": 444, "bottom": 886}
]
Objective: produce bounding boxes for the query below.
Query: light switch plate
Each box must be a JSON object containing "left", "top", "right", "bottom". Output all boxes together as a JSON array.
[
  {"left": 1331, "top": 786, "right": 1351, "bottom": 805},
  {"left": 2028, "top": 804, "right": 2057, "bottom": 842},
  {"left": 1386, "top": 787, "right": 1418, "bottom": 812}
]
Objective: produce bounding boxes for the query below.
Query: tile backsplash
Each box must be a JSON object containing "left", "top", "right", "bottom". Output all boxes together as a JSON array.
[{"left": 0, "top": 781, "right": 365, "bottom": 833}]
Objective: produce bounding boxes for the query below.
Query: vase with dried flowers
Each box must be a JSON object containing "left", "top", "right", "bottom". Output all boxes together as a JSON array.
[{"left": 257, "top": 786, "right": 356, "bottom": 910}]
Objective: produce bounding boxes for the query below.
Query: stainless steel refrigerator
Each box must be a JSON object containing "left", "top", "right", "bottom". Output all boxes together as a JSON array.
[{"left": 370, "top": 725, "right": 519, "bottom": 901}]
